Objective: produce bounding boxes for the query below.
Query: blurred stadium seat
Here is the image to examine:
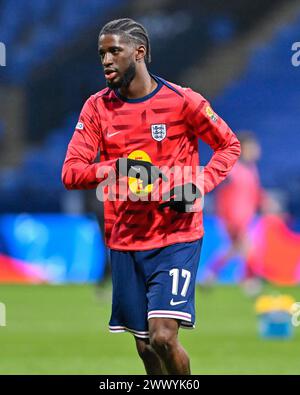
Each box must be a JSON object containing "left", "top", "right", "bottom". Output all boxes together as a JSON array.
[
  {"left": 0, "top": 0, "right": 125, "bottom": 82},
  {"left": 214, "top": 12, "right": 300, "bottom": 192}
]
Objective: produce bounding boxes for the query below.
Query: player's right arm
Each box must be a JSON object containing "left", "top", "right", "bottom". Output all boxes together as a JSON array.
[{"left": 62, "top": 97, "right": 116, "bottom": 190}]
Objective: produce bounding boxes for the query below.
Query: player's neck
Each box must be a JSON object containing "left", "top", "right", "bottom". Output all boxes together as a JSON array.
[{"left": 118, "top": 68, "right": 157, "bottom": 100}]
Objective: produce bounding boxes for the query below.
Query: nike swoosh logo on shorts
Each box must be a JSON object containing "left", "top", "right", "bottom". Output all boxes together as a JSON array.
[{"left": 170, "top": 299, "right": 187, "bottom": 306}]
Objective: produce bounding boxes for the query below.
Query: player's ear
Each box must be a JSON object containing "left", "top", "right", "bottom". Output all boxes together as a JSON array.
[{"left": 135, "top": 44, "right": 146, "bottom": 62}]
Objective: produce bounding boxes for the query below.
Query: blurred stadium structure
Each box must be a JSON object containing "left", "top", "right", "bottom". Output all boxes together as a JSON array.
[{"left": 0, "top": 0, "right": 300, "bottom": 284}]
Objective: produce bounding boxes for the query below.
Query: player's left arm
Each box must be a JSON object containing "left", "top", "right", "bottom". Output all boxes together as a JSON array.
[{"left": 184, "top": 89, "right": 241, "bottom": 194}]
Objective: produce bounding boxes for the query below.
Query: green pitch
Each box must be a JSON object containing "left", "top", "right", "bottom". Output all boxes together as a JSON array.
[{"left": 0, "top": 283, "right": 299, "bottom": 374}]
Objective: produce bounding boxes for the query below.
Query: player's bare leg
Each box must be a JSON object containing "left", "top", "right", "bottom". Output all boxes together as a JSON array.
[
  {"left": 149, "top": 318, "right": 190, "bottom": 375},
  {"left": 135, "top": 337, "right": 167, "bottom": 375}
]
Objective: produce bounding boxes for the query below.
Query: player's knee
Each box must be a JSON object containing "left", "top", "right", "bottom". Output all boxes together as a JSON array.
[
  {"left": 135, "top": 340, "right": 153, "bottom": 361},
  {"left": 150, "top": 329, "right": 176, "bottom": 357}
]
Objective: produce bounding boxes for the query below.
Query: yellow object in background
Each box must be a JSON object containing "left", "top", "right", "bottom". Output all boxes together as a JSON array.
[{"left": 255, "top": 294, "right": 296, "bottom": 314}]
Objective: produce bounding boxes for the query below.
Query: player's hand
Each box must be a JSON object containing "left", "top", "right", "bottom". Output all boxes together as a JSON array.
[
  {"left": 116, "top": 158, "right": 168, "bottom": 187},
  {"left": 159, "top": 183, "right": 201, "bottom": 213}
]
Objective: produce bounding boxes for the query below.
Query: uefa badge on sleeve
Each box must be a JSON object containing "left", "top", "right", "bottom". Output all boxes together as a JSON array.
[
  {"left": 151, "top": 124, "right": 167, "bottom": 142},
  {"left": 205, "top": 106, "right": 218, "bottom": 123}
]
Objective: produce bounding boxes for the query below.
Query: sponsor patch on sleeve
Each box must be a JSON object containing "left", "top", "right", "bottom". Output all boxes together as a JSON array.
[
  {"left": 205, "top": 106, "right": 218, "bottom": 122},
  {"left": 76, "top": 121, "right": 84, "bottom": 130}
]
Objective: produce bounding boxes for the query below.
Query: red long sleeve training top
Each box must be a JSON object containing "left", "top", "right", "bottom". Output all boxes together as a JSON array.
[{"left": 62, "top": 76, "right": 241, "bottom": 250}]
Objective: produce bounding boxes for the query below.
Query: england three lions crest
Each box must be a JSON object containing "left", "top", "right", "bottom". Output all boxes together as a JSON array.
[{"left": 151, "top": 124, "right": 167, "bottom": 142}]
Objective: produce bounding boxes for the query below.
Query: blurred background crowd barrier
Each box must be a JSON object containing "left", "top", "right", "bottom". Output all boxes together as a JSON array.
[{"left": 0, "top": 0, "right": 300, "bottom": 285}]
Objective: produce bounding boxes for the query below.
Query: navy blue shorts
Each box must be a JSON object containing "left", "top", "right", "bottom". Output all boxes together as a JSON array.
[{"left": 109, "top": 239, "right": 203, "bottom": 338}]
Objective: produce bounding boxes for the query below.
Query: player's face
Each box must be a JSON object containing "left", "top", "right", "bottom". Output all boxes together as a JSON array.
[{"left": 98, "top": 34, "right": 137, "bottom": 89}]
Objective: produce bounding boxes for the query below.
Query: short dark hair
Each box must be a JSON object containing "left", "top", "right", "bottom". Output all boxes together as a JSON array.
[{"left": 99, "top": 18, "right": 151, "bottom": 63}]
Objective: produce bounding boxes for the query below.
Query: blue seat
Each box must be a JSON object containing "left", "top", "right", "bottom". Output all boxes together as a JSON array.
[{"left": 0, "top": 0, "right": 125, "bottom": 81}]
